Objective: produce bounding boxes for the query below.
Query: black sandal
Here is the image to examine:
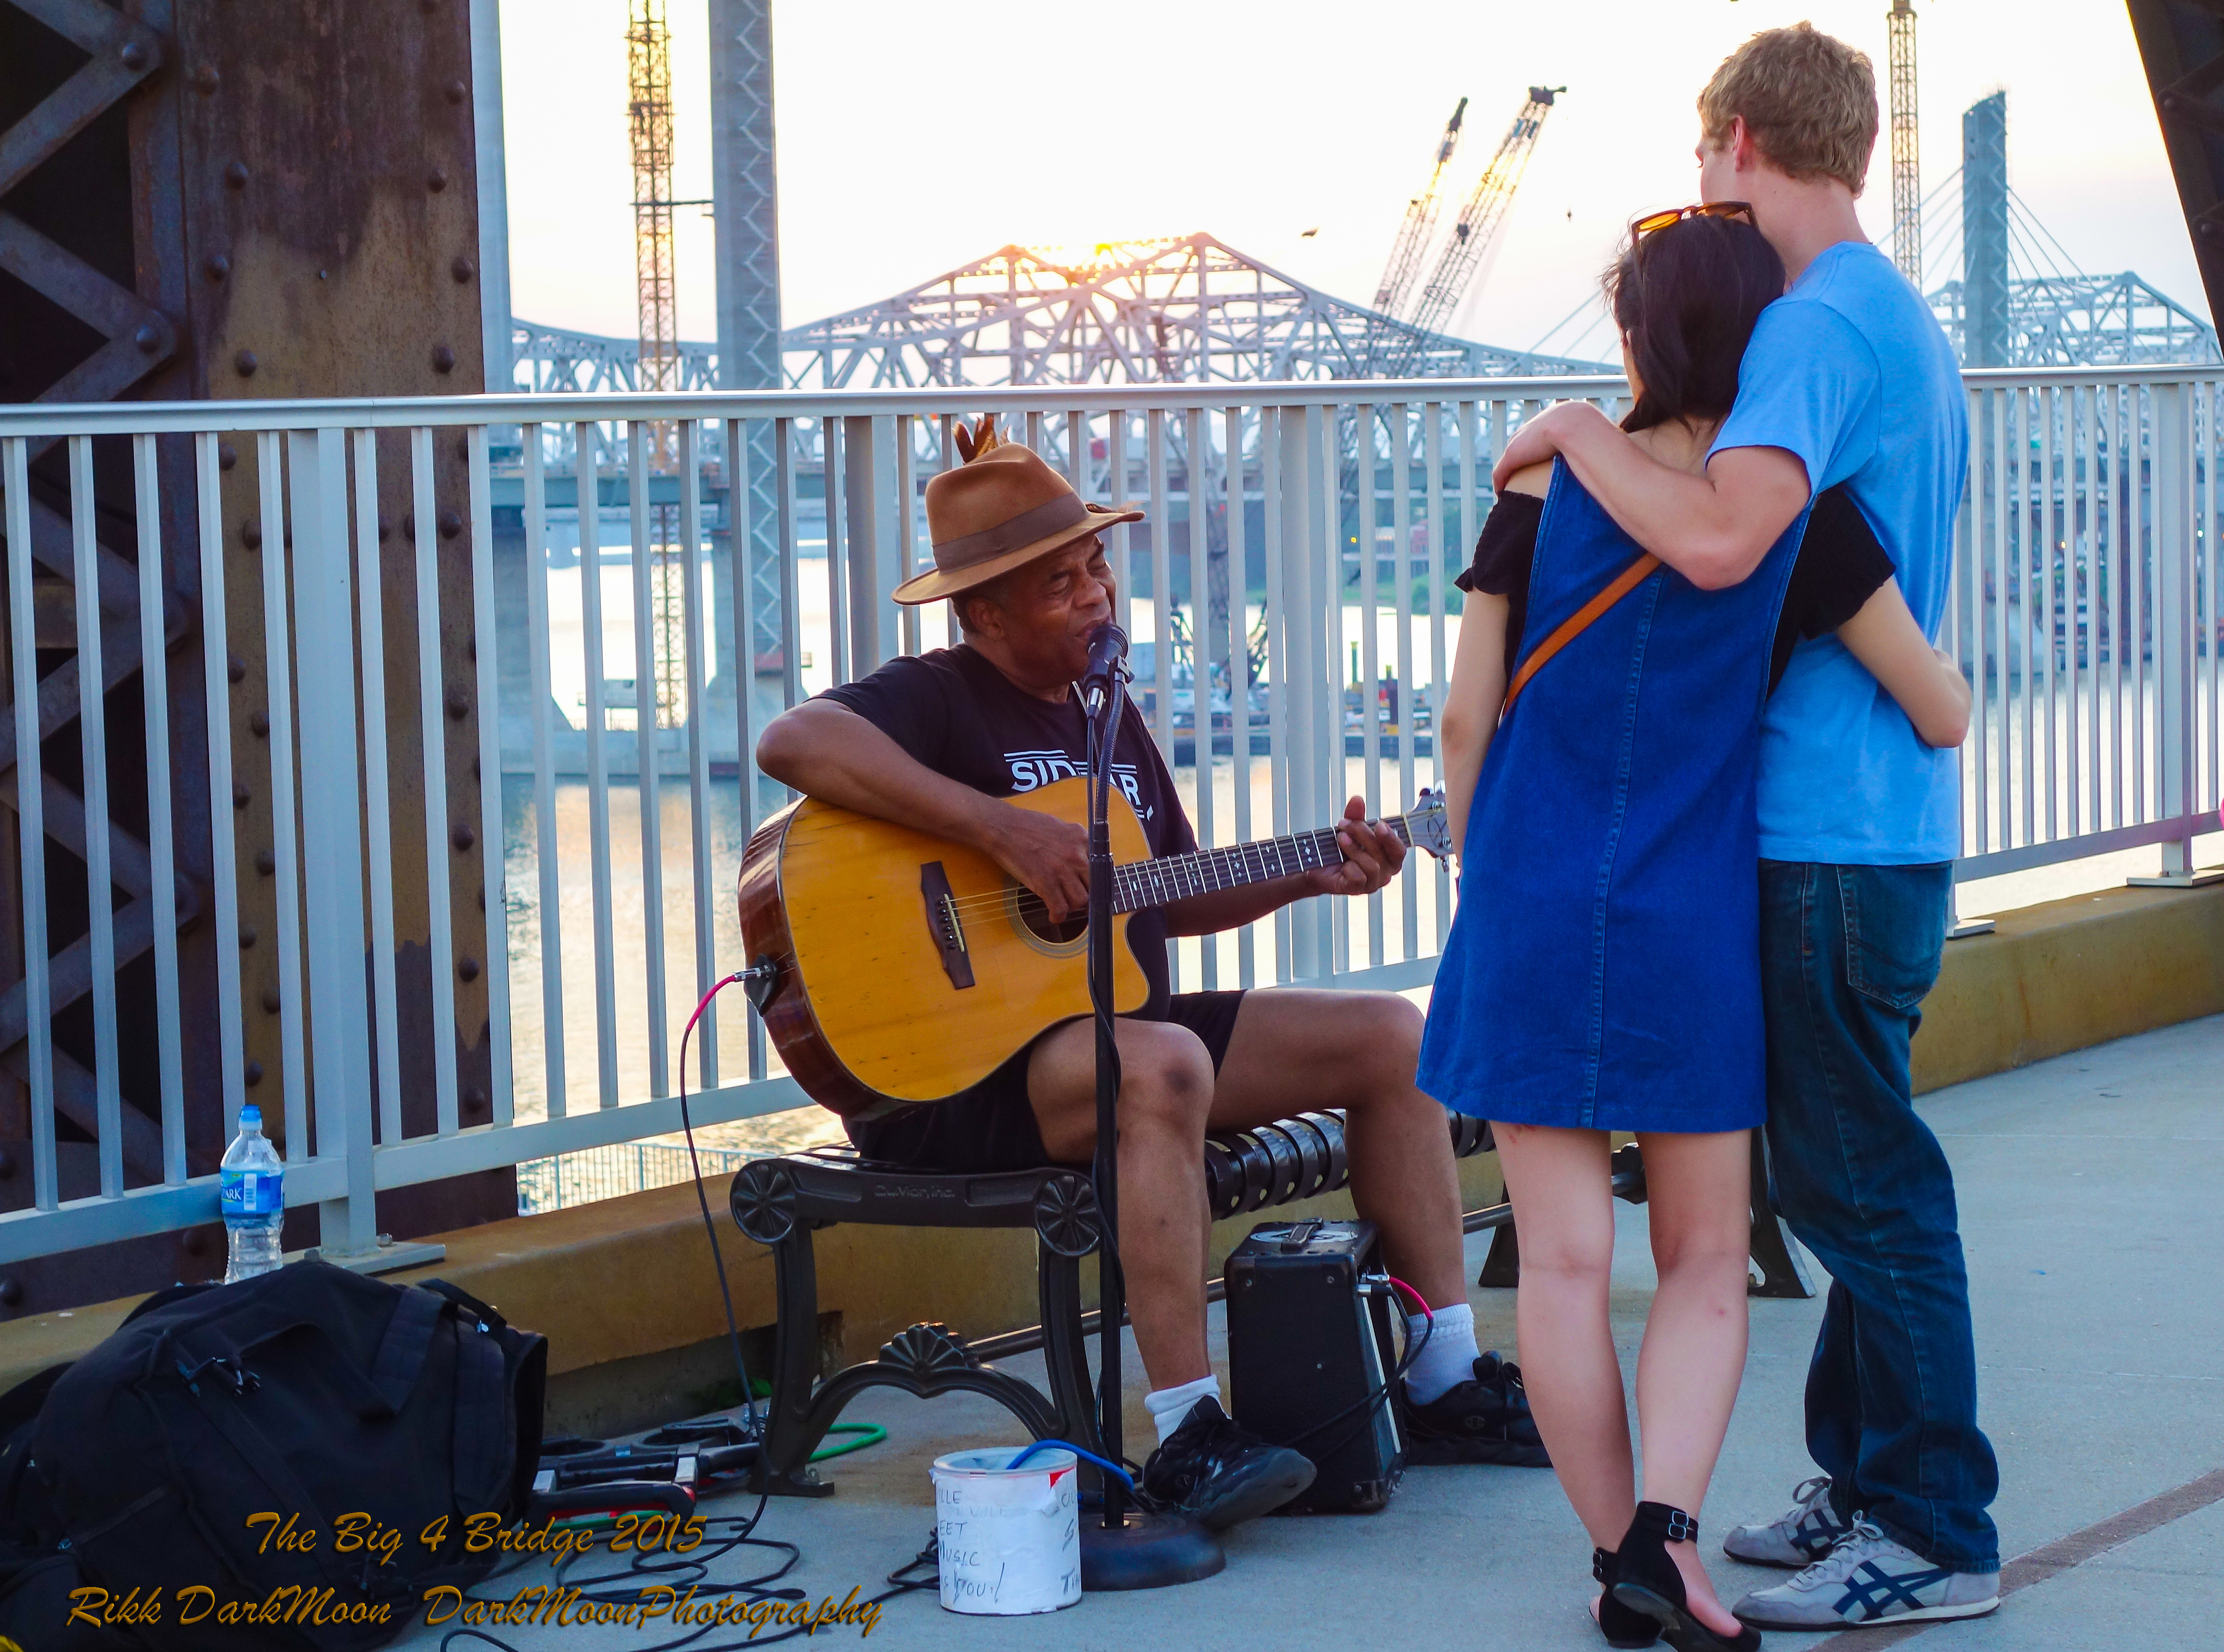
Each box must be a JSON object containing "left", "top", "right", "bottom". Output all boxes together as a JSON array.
[
  {"left": 1610, "top": 1503, "right": 1762, "bottom": 1652},
  {"left": 1592, "top": 1546, "right": 1661, "bottom": 1648}
]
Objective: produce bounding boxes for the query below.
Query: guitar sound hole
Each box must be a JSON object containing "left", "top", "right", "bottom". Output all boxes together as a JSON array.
[{"left": 1013, "top": 890, "right": 1086, "bottom": 945}]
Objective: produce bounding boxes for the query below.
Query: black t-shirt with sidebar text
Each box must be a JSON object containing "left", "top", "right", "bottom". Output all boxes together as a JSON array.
[{"left": 818, "top": 645, "right": 1196, "bottom": 1018}]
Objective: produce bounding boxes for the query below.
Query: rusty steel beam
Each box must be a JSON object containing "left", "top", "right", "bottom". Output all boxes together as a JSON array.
[
  {"left": 0, "top": 0, "right": 512, "bottom": 1316},
  {"left": 2126, "top": 0, "right": 2224, "bottom": 329}
]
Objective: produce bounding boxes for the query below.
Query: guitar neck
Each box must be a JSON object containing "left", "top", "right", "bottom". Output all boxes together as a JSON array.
[{"left": 1112, "top": 814, "right": 1414, "bottom": 914}]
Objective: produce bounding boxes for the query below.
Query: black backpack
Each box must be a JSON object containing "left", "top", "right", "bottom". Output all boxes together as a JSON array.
[
  {"left": 17, "top": 1260, "right": 546, "bottom": 1652},
  {"left": 0, "top": 1358, "right": 131, "bottom": 1651}
]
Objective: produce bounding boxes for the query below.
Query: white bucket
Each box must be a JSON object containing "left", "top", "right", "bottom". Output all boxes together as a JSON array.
[{"left": 930, "top": 1447, "right": 1082, "bottom": 1615}]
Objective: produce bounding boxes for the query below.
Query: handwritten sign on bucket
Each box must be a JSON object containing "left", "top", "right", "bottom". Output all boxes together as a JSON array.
[{"left": 930, "top": 1448, "right": 1081, "bottom": 1615}]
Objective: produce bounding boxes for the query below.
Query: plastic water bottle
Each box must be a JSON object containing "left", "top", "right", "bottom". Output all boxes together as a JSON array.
[{"left": 220, "top": 1104, "right": 286, "bottom": 1284}]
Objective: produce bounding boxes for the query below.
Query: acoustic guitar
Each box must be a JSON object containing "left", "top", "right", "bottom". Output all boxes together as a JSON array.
[{"left": 736, "top": 775, "right": 1454, "bottom": 1119}]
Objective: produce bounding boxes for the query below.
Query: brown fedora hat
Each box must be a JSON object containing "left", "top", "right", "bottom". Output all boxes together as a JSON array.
[{"left": 893, "top": 434, "right": 1143, "bottom": 605}]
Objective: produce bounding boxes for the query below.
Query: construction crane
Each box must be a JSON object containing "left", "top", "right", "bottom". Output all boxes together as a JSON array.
[
  {"left": 1887, "top": 0, "right": 1924, "bottom": 285},
  {"left": 1368, "top": 96, "right": 1468, "bottom": 362},
  {"left": 1389, "top": 86, "right": 1563, "bottom": 374},
  {"left": 627, "top": 0, "right": 687, "bottom": 728}
]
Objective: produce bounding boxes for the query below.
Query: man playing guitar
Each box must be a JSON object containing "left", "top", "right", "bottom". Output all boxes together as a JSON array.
[{"left": 755, "top": 422, "right": 1542, "bottom": 1531}]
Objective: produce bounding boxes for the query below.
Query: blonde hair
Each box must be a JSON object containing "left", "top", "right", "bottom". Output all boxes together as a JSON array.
[{"left": 1698, "top": 23, "right": 1878, "bottom": 196}]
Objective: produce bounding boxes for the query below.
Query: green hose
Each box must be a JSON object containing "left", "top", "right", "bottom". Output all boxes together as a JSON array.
[
  {"left": 809, "top": 1422, "right": 888, "bottom": 1462},
  {"left": 741, "top": 1383, "right": 887, "bottom": 1462}
]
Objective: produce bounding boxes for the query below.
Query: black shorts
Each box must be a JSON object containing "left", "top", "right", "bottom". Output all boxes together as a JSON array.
[{"left": 846, "top": 991, "right": 1248, "bottom": 1174}]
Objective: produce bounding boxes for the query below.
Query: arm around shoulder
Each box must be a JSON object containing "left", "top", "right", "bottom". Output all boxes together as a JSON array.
[{"left": 1504, "top": 409, "right": 1807, "bottom": 590}]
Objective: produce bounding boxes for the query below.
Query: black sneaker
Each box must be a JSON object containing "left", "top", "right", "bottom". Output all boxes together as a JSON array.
[
  {"left": 1138, "top": 1397, "right": 1315, "bottom": 1531},
  {"left": 1398, "top": 1351, "right": 1551, "bottom": 1467}
]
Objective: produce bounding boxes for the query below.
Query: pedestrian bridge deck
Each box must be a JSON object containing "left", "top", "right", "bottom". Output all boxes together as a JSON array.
[{"left": 388, "top": 1013, "right": 2224, "bottom": 1652}]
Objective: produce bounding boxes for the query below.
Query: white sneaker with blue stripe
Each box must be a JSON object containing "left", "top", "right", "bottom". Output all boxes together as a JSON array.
[
  {"left": 1731, "top": 1519, "right": 2001, "bottom": 1630},
  {"left": 1723, "top": 1474, "right": 1854, "bottom": 1567}
]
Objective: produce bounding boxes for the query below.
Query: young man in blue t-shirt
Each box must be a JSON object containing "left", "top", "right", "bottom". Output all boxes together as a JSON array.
[{"left": 1497, "top": 23, "right": 2001, "bottom": 1633}]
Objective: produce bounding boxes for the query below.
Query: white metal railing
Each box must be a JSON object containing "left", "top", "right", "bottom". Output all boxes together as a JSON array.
[{"left": 0, "top": 370, "right": 2216, "bottom": 1263}]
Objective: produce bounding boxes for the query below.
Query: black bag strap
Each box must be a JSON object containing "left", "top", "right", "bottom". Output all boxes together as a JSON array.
[
  {"left": 368, "top": 1287, "right": 448, "bottom": 1415},
  {"left": 420, "top": 1279, "right": 507, "bottom": 1333},
  {"left": 450, "top": 1325, "right": 513, "bottom": 1513}
]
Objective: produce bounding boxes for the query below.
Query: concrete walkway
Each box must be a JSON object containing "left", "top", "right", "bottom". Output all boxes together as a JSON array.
[{"left": 393, "top": 1014, "right": 2224, "bottom": 1651}]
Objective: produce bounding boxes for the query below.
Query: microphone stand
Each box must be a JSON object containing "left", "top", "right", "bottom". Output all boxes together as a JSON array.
[{"left": 1075, "top": 659, "right": 1223, "bottom": 1591}]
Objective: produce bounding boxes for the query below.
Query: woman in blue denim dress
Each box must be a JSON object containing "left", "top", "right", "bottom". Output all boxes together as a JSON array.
[{"left": 1420, "top": 211, "right": 1970, "bottom": 1652}]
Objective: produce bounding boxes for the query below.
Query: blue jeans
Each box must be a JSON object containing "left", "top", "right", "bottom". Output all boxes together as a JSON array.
[{"left": 1758, "top": 860, "right": 2000, "bottom": 1574}]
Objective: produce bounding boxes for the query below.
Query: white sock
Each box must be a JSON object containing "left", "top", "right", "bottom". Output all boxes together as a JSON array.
[
  {"left": 1404, "top": 1301, "right": 1481, "bottom": 1404},
  {"left": 1144, "top": 1375, "right": 1222, "bottom": 1445}
]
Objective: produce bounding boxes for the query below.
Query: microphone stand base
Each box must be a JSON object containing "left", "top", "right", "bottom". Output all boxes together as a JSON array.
[{"left": 1079, "top": 1509, "right": 1225, "bottom": 1592}]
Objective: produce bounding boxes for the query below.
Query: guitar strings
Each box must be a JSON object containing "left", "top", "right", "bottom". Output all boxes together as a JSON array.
[
  {"left": 910, "top": 807, "right": 1433, "bottom": 925},
  {"left": 925, "top": 837, "right": 1373, "bottom": 919}
]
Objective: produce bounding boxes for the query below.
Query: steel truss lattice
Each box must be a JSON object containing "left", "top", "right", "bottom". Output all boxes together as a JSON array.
[
  {"left": 512, "top": 232, "right": 1610, "bottom": 395},
  {"left": 1926, "top": 270, "right": 2221, "bottom": 368}
]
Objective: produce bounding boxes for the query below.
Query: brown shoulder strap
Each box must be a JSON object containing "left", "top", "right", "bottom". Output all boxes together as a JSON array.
[{"left": 1499, "top": 553, "right": 1661, "bottom": 718}]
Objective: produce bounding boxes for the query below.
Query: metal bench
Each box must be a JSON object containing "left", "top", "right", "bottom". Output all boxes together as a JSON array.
[{"left": 729, "top": 1114, "right": 1809, "bottom": 1497}]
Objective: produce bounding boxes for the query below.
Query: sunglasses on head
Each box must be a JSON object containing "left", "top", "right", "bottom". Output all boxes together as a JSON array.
[{"left": 1631, "top": 201, "right": 1755, "bottom": 240}]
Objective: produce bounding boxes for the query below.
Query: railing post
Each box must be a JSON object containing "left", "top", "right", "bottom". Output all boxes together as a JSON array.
[
  {"left": 2130, "top": 378, "right": 2219, "bottom": 886},
  {"left": 843, "top": 413, "right": 881, "bottom": 672},
  {"left": 289, "top": 430, "right": 379, "bottom": 1255},
  {"left": 1279, "top": 406, "right": 1321, "bottom": 980}
]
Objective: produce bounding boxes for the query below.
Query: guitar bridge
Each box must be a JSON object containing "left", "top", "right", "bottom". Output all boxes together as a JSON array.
[{"left": 920, "top": 861, "right": 975, "bottom": 989}]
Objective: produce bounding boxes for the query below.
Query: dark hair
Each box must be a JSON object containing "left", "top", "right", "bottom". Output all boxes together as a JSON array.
[{"left": 1604, "top": 214, "right": 1785, "bottom": 433}]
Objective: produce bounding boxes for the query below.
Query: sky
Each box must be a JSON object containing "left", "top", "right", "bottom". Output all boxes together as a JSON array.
[{"left": 496, "top": 0, "right": 2209, "bottom": 360}]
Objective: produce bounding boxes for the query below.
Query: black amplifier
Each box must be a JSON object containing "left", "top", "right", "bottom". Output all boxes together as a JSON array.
[{"left": 1225, "top": 1218, "right": 1404, "bottom": 1514}]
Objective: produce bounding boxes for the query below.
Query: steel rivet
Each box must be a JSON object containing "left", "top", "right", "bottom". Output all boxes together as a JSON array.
[
  {"left": 0, "top": 1150, "right": 13, "bottom": 1180},
  {"left": 457, "top": 956, "right": 481, "bottom": 983},
  {"left": 134, "top": 324, "right": 162, "bottom": 354},
  {"left": 204, "top": 253, "right": 230, "bottom": 282},
  {"left": 463, "top": 1085, "right": 487, "bottom": 1115},
  {"left": 218, "top": 441, "right": 237, "bottom": 471},
  {"left": 234, "top": 349, "right": 258, "bottom": 377},
  {"left": 241, "top": 518, "right": 261, "bottom": 549},
  {"left": 233, "top": 782, "right": 251, "bottom": 809},
  {"left": 250, "top": 710, "right": 270, "bottom": 737},
  {"left": 121, "top": 41, "right": 149, "bottom": 71},
  {"left": 444, "top": 80, "right": 467, "bottom": 105},
  {"left": 451, "top": 255, "right": 475, "bottom": 284},
  {"left": 260, "top": 986, "right": 282, "bottom": 1014},
  {"left": 402, "top": 514, "right": 416, "bottom": 541},
  {"left": 452, "top": 822, "right": 476, "bottom": 850},
  {"left": 180, "top": 1229, "right": 207, "bottom": 1257},
  {"left": 227, "top": 652, "right": 245, "bottom": 684},
  {"left": 224, "top": 160, "right": 248, "bottom": 189},
  {"left": 255, "top": 847, "right": 275, "bottom": 877},
  {"left": 427, "top": 168, "right": 448, "bottom": 192},
  {"left": 445, "top": 685, "right": 470, "bottom": 720},
  {"left": 191, "top": 63, "right": 219, "bottom": 94},
  {"left": 0, "top": 1280, "right": 20, "bottom": 1308},
  {"left": 238, "top": 924, "right": 257, "bottom": 948},
  {"left": 377, "top": 515, "right": 394, "bottom": 541},
  {"left": 431, "top": 344, "right": 456, "bottom": 374},
  {"left": 244, "top": 1059, "right": 264, "bottom": 1086},
  {"left": 437, "top": 508, "right": 462, "bottom": 539}
]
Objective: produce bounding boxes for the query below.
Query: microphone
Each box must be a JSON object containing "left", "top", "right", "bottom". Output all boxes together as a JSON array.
[{"left": 1080, "top": 622, "right": 1129, "bottom": 713}]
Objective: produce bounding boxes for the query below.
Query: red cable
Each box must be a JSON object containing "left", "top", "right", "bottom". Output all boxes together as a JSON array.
[{"left": 1385, "top": 1274, "right": 1433, "bottom": 1324}]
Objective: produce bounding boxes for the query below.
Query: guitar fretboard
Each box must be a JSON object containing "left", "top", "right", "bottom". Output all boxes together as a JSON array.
[{"left": 1112, "top": 816, "right": 1415, "bottom": 914}]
